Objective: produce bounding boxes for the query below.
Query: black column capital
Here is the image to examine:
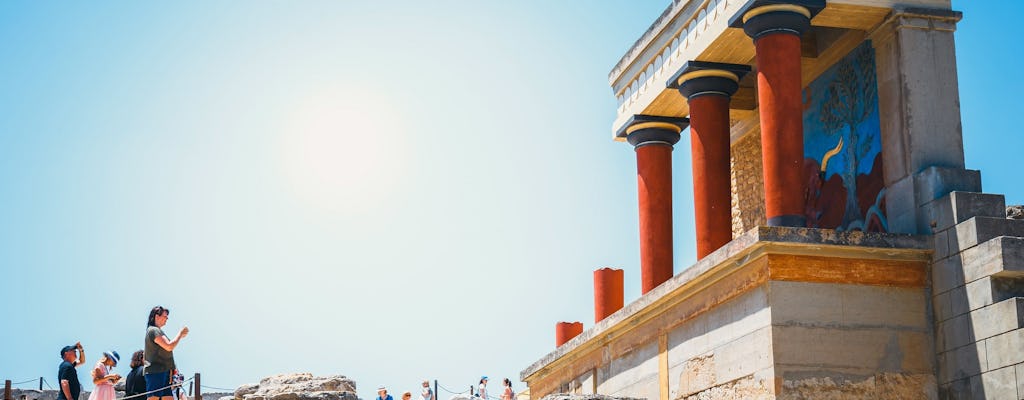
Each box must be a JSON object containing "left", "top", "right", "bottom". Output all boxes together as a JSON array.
[
  {"left": 728, "top": 1, "right": 825, "bottom": 39},
  {"left": 669, "top": 61, "right": 751, "bottom": 100},
  {"left": 616, "top": 115, "right": 687, "bottom": 148}
]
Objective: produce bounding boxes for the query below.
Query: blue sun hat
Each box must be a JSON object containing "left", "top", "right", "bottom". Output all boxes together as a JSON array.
[{"left": 103, "top": 350, "right": 120, "bottom": 367}]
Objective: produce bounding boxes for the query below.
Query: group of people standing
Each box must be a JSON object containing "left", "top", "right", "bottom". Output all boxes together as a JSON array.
[
  {"left": 57, "top": 306, "right": 190, "bottom": 400},
  {"left": 375, "top": 377, "right": 514, "bottom": 400}
]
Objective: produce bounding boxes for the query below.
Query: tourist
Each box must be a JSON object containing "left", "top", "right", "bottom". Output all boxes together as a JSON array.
[
  {"left": 171, "top": 369, "right": 188, "bottom": 400},
  {"left": 420, "top": 380, "right": 434, "bottom": 400},
  {"left": 375, "top": 387, "right": 393, "bottom": 400},
  {"left": 499, "top": 379, "right": 513, "bottom": 400},
  {"left": 145, "top": 306, "right": 189, "bottom": 400},
  {"left": 88, "top": 351, "right": 121, "bottom": 400},
  {"left": 125, "top": 350, "right": 146, "bottom": 398},
  {"left": 401, "top": 391, "right": 412, "bottom": 400},
  {"left": 58, "top": 342, "right": 85, "bottom": 400},
  {"left": 476, "top": 377, "right": 487, "bottom": 399}
]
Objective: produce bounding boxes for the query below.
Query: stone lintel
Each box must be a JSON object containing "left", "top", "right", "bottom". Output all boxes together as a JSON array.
[
  {"left": 520, "top": 226, "right": 931, "bottom": 383},
  {"left": 895, "top": 7, "right": 963, "bottom": 23}
]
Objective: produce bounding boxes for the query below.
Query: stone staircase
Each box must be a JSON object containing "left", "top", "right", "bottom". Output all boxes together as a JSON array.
[{"left": 928, "top": 191, "right": 1024, "bottom": 398}]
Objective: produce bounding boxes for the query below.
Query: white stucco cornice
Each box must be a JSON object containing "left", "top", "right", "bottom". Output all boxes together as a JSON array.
[{"left": 606, "top": 0, "right": 953, "bottom": 140}]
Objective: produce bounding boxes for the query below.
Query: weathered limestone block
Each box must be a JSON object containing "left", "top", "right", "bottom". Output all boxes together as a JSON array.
[
  {"left": 938, "top": 313, "right": 975, "bottom": 353},
  {"left": 933, "top": 290, "right": 953, "bottom": 323},
  {"left": 962, "top": 278, "right": 1024, "bottom": 317},
  {"left": 888, "top": 167, "right": 980, "bottom": 234},
  {"left": 538, "top": 394, "right": 643, "bottom": 400},
  {"left": 972, "top": 366, "right": 1017, "bottom": 400},
  {"left": 950, "top": 217, "right": 1024, "bottom": 256},
  {"left": 676, "top": 354, "right": 716, "bottom": 398},
  {"left": 960, "top": 236, "right": 1024, "bottom": 284},
  {"left": 921, "top": 191, "right": 1005, "bottom": 233},
  {"left": 236, "top": 373, "right": 357, "bottom": 400},
  {"left": 984, "top": 328, "right": 1024, "bottom": 371},
  {"left": 677, "top": 374, "right": 773, "bottom": 400},
  {"left": 937, "top": 341, "right": 986, "bottom": 384},
  {"left": 969, "top": 298, "right": 1024, "bottom": 345},
  {"left": 931, "top": 254, "right": 964, "bottom": 295},
  {"left": 779, "top": 373, "right": 937, "bottom": 400},
  {"left": 236, "top": 384, "right": 260, "bottom": 399}
]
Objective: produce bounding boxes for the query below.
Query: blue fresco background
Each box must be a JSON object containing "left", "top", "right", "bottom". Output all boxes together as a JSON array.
[{"left": 801, "top": 41, "right": 886, "bottom": 231}]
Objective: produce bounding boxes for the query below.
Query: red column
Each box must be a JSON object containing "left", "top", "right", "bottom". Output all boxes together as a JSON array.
[
  {"left": 594, "top": 267, "right": 624, "bottom": 322},
  {"left": 740, "top": 4, "right": 817, "bottom": 227},
  {"left": 674, "top": 63, "right": 749, "bottom": 259},
  {"left": 636, "top": 143, "right": 674, "bottom": 292},
  {"left": 555, "top": 321, "right": 583, "bottom": 347},
  {"left": 624, "top": 117, "right": 685, "bottom": 294},
  {"left": 688, "top": 95, "right": 734, "bottom": 258}
]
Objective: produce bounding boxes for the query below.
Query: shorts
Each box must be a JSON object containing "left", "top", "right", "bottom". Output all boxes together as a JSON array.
[{"left": 145, "top": 372, "right": 173, "bottom": 397}]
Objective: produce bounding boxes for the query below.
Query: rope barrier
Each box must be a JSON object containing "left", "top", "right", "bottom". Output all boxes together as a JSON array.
[
  {"left": 41, "top": 378, "right": 54, "bottom": 390},
  {"left": 200, "top": 385, "right": 235, "bottom": 392},
  {"left": 11, "top": 379, "right": 38, "bottom": 386},
  {"left": 436, "top": 383, "right": 469, "bottom": 396},
  {"left": 115, "top": 376, "right": 194, "bottom": 400}
]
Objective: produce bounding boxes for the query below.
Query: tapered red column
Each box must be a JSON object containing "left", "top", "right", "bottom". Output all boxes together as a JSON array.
[
  {"left": 594, "top": 267, "right": 624, "bottom": 322},
  {"left": 555, "top": 321, "right": 583, "bottom": 347},
  {"left": 673, "top": 62, "right": 750, "bottom": 258},
  {"left": 737, "top": 2, "right": 822, "bottom": 226},
  {"left": 621, "top": 116, "right": 687, "bottom": 294}
]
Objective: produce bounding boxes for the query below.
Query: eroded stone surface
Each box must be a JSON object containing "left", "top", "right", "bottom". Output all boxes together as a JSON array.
[
  {"left": 539, "top": 394, "right": 643, "bottom": 400},
  {"left": 235, "top": 373, "right": 357, "bottom": 400},
  {"left": 778, "top": 373, "right": 936, "bottom": 400},
  {"left": 676, "top": 375, "right": 772, "bottom": 400},
  {"left": 1007, "top": 205, "right": 1024, "bottom": 220}
]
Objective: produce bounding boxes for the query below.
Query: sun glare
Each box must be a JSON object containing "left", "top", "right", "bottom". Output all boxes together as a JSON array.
[{"left": 281, "top": 88, "right": 409, "bottom": 216}]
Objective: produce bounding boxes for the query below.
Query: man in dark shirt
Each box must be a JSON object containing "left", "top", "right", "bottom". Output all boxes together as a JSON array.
[{"left": 58, "top": 342, "right": 85, "bottom": 400}]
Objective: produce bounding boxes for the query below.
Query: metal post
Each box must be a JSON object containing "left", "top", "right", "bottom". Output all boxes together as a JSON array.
[
  {"left": 189, "top": 382, "right": 194, "bottom": 397},
  {"left": 470, "top": 386, "right": 474, "bottom": 397},
  {"left": 5, "top": 379, "right": 12, "bottom": 400},
  {"left": 39, "top": 378, "right": 43, "bottom": 391},
  {"left": 194, "top": 373, "right": 201, "bottom": 400},
  {"left": 433, "top": 381, "right": 437, "bottom": 400}
]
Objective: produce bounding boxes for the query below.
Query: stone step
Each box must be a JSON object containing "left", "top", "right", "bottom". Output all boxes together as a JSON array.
[
  {"left": 961, "top": 236, "right": 1024, "bottom": 283},
  {"left": 923, "top": 191, "right": 1006, "bottom": 233},
  {"left": 946, "top": 217, "right": 1024, "bottom": 257}
]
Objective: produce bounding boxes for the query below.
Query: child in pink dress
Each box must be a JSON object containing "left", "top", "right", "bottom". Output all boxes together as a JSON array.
[{"left": 88, "top": 351, "right": 121, "bottom": 400}]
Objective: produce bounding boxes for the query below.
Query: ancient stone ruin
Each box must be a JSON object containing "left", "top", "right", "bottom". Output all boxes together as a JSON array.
[
  {"left": 520, "top": 0, "right": 1024, "bottom": 399},
  {"left": 229, "top": 373, "right": 357, "bottom": 400}
]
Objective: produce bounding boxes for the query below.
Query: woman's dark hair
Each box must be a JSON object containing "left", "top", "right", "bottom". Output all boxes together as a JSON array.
[
  {"left": 147, "top": 306, "right": 169, "bottom": 327},
  {"left": 503, "top": 379, "right": 511, "bottom": 387},
  {"left": 130, "top": 350, "right": 145, "bottom": 368}
]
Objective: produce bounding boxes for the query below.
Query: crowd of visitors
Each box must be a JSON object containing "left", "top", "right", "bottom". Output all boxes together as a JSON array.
[
  {"left": 59, "top": 310, "right": 517, "bottom": 400},
  {"left": 377, "top": 376, "right": 513, "bottom": 400},
  {"left": 57, "top": 305, "right": 189, "bottom": 400}
]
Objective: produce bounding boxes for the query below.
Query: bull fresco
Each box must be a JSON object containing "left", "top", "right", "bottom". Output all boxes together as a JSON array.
[{"left": 802, "top": 41, "right": 886, "bottom": 232}]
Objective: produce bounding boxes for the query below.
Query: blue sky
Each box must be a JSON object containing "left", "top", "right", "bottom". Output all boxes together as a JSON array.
[{"left": 0, "top": 1, "right": 1019, "bottom": 399}]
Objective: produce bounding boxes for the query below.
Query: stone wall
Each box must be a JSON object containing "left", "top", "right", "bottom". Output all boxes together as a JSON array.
[
  {"left": 925, "top": 191, "right": 1024, "bottom": 398},
  {"left": 730, "top": 130, "right": 765, "bottom": 238},
  {"left": 522, "top": 228, "right": 936, "bottom": 399}
]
